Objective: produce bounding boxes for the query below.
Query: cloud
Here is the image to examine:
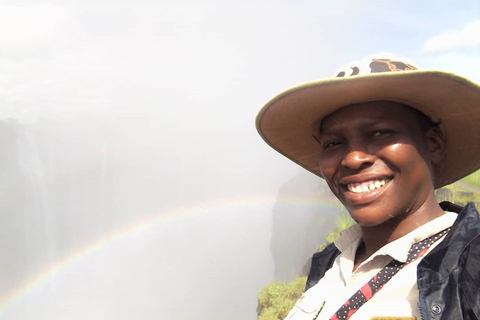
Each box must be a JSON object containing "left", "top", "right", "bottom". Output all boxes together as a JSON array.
[
  {"left": 422, "top": 20, "right": 480, "bottom": 53},
  {"left": 0, "top": 4, "right": 67, "bottom": 47},
  {"left": 422, "top": 52, "right": 480, "bottom": 84}
]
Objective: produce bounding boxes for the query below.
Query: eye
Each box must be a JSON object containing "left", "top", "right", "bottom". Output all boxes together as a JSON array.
[
  {"left": 322, "top": 140, "right": 342, "bottom": 150},
  {"left": 370, "top": 130, "right": 392, "bottom": 138}
]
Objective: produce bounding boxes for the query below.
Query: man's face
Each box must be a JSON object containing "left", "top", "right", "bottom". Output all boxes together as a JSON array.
[{"left": 318, "top": 101, "right": 441, "bottom": 227}]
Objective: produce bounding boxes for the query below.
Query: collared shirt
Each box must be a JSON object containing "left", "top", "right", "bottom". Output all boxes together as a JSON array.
[{"left": 286, "top": 212, "right": 458, "bottom": 320}]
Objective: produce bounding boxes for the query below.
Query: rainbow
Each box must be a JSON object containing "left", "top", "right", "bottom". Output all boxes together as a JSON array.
[{"left": 0, "top": 194, "right": 341, "bottom": 315}]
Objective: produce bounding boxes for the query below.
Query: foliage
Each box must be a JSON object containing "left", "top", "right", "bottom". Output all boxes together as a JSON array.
[
  {"left": 460, "top": 170, "right": 480, "bottom": 190},
  {"left": 317, "top": 209, "right": 355, "bottom": 252},
  {"left": 257, "top": 276, "right": 307, "bottom": 320},
  {"left": 436, "top": 170, "right": 480, "bottom": 206}
]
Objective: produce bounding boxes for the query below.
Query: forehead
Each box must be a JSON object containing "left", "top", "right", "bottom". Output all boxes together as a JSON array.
[{"left": 320, "top": 101, "right": 423, "bottom": 132}]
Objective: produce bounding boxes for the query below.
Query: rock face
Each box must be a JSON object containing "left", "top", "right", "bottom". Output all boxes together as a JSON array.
[{"left": 269, "top": 171, "right": 342, "bottom": 283}]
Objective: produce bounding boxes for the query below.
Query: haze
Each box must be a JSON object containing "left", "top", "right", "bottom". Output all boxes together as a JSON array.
[{"left": 0, "top": 1, "right": 479, "bottom": 319}]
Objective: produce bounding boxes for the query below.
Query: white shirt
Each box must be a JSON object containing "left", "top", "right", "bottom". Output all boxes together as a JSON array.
[{"left": 285, "top": 212, "right": 457, "bottom": 320}]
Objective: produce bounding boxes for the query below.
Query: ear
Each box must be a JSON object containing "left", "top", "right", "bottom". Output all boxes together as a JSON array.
[{"left": 425, "top": 126, "right": 445, "bottom": 164}]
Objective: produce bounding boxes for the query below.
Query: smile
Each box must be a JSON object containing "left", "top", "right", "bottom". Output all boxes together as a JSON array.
[{"left": 346, "top": 179, "right": 390, "bottom": 194}]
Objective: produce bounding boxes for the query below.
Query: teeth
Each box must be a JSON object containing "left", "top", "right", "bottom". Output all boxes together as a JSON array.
[{"left": 347, "top": 180, "right": 388, "bottom": 194}]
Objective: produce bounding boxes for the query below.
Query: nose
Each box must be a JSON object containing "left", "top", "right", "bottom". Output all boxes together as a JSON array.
[{"left": 340, "top": 148, "right": 375, "bottom": 170}]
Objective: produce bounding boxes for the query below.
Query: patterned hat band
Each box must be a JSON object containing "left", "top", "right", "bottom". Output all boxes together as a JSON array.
[{"left": 335, "top": 58, "right": 418, "bottom": 78}]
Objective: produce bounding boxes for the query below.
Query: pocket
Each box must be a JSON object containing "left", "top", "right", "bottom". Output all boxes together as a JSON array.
[{"left": 284, "top": 296, "right": 324, "bottom": 320}]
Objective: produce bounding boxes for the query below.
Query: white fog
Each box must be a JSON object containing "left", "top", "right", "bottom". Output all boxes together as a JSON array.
[{"left": 0, "top": 1, "right": 479, "bottom": 319}]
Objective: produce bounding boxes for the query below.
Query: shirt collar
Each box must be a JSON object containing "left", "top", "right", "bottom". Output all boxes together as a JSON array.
[{"left": 334, "top": 211, "right": 458, "bottom": 263}]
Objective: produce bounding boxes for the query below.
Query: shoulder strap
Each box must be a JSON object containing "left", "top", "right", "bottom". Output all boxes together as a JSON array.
[{"left": 305, "top": 243, "right": 341, "bottom": 291}]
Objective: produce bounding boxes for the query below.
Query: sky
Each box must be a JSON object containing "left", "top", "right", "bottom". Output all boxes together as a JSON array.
[{"left": 0, "top": 1, "right": 479, "bottom": 319}]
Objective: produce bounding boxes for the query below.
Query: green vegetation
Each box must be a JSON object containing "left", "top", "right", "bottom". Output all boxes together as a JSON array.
[
  {"left": 460, "top": 171, "right": 480, "bottom": 190},
  {"left": 436, "top": 171, "right": 480, "bottom": 206},
  {"left": 257, "top": 276, "right": 307, "bottom": 320},
  {"left": 317, "top": 209, "right": 355, "bottom": 252}
]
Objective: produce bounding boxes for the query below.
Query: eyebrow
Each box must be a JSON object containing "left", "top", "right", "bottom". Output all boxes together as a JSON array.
[{"left": 320, "top": 118, "right": 389, "bottom": 134}]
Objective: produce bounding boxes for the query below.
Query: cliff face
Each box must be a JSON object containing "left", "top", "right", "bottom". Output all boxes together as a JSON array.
[{"left": 269, "top": 171, "right": 342, "bottom": 283}]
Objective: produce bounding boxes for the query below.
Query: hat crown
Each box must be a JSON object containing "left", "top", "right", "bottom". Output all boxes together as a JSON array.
[{"left": 335, "top": 58, "right": 418, "bottom": 78}]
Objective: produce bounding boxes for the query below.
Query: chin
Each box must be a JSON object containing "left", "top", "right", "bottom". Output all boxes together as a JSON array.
[{"left": 346, "top": 205, "right": 401, "bottom": 227}]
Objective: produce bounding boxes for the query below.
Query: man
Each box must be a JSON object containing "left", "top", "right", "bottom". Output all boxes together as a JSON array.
[{"left": 256, "top": 57, "right": 480, "bottom": 320}]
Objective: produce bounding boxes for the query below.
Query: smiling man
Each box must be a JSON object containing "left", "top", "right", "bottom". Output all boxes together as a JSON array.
[{"left": 256, "top": 57, "right": 480, "bottom": 320}]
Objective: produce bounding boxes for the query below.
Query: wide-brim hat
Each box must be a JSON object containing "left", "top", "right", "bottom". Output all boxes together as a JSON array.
[{"left": 256, "top": 57, "right": 480, "bottom": 188}]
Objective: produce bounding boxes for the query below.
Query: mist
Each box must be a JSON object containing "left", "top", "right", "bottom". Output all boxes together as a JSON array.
[{"left": 1, "top": 1, "right": 479, "bottom": 319}]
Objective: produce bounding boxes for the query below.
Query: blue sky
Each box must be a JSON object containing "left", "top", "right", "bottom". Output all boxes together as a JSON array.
[{"left": 0, "top": 1, "right": 479, "bottom": 319}]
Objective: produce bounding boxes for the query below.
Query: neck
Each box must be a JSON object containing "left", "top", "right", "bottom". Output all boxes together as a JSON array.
[{"left": 359, "top": 194, "right": 445, "bottom": 259}]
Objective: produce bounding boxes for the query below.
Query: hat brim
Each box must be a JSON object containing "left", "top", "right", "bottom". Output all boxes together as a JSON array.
[{"left": 256, "top": 70, "right": 480, "bottom": 189}]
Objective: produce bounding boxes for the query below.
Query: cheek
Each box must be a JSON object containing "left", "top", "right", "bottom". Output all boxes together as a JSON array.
[
  {"left": 318, "top": 155, "right": 337, "bottom": 180},
  {"left": 318, "top": 155, "right": 342, "bottom": 193},
  {"left": 388, "top": 143, "right": 401, "bottom": 154},
  {"left": 385, "top": 144, "right": 431, "bottom": 178}
]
